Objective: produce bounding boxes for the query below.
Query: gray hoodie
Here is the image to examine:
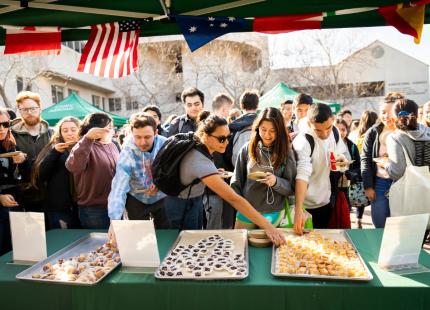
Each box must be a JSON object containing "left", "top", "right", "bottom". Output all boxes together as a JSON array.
[
  {"left": 230, "top": 141, "right": 296, "bottom": 214},
  {"left": 386, "top": 123, "right": 430, "bottom": 182}
]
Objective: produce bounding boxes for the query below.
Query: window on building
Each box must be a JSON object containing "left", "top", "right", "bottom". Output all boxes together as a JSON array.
[
  {"left": 126, "top": 98, "right": 139, "bottom": 110},
  {"left": 166, "top": 45, "right": 183, "bottom": 74},
  {"left": 102, "top": 98, "right": 105, "bottom": 111},
  {"left": 356, "top": 81, "right": 385, "bottom": 98},
  {"left": 52, "top": 85, "right": 64, "bottom": 104},
  {"left": 68, "top": 89, "right": 79, "bottom": 97},
  {"left": 17, "top": 77, "right": 31, "bottom": 93},
  {"left": 92, "top": 95, "right": 100, "bottom": 108},
  {"left": 242, "top": 49, "right": 261, "bottom": 73},
  {"left": 61, "top": 41, "right": 86, "bottom": 54},
  {"left": 109, "top": 98, "right": 122, "bottom": 111}
]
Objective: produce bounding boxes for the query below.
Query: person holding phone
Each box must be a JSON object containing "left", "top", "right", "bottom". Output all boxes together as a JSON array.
[
  {"left": 0, "top": 108, "right": 31, "bottom": 255},
  {"left": 66, "top": 113, "right": 119, "bottom": 229},
  {"left": 28, "top": 117, "right": 81, "bottom": 230},
  {"left": 230, "top": 107, "right": 297, "bottom": 229}
]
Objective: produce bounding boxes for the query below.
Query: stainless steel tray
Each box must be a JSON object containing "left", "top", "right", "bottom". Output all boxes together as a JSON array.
[
  {"left": 271, "top": 229, "right": 373, "bottom": 282},
  {"left": 155, "top": 229, "right": 249, "bottom": 280},
  {"left": 16, "top": 233, "right": 120, "bottom": 286}
]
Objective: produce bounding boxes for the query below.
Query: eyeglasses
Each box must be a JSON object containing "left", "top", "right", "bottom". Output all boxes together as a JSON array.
[
  {"left": 19, "top": 107, "right": 39, "bottom": 114},
  {"left": 208, "top": 133, "right": 233, "bottom": 144},
  {"left": 0, "top": 121, "right": 11, "bottom": 128}
]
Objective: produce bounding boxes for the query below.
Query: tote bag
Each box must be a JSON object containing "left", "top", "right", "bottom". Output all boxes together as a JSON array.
[
  {"left": 279, "top": 198, "right": 313, "bottom": 229},
  {"left": 389, "top": 143, "right": 430, "bottom": 229}
]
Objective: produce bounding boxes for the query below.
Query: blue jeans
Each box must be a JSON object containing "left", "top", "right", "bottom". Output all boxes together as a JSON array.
[
  {"left": 0, "top": 206, "right": 24, "bottom": 256},
  {"left": 46, "top": 203, "right": 81, "bottom": 230},
  {"left": 356, "top": 207, "right": 365, "bottom": 219},
  {"left": 165, "top": 195, "right": 203, "bottom": 230},
  {"left": 370, "top": 177, "right": 393, "bottom": 228},
  {"left": 78, "top": 205, "right": 110, "bottom": 230}
]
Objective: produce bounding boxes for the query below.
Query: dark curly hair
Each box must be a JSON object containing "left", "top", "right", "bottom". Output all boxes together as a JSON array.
[
  {"left": 393, "top": 99, "right": 418, "bottom": 131},
  {"left": 79, "top": 113, "right": 113, "bottom": 137}
]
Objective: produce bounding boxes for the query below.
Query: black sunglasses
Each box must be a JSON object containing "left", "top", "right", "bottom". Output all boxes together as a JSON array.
[
  {"left": 0, "top": 121, "right": 11, "bottom": 128},
  {"left": 208, "top": 133, "right": 233, "bottom": 144}
]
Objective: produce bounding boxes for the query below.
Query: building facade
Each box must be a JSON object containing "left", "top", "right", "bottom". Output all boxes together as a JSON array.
[
  {"left": 274, "top": 40, "right": 429, "bottom": 119},
  {"left": 0, "top": 38, "right": 427, "bottom": 122}
]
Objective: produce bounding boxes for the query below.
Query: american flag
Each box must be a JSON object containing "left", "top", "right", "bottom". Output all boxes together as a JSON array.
[{"left": 77, "top": 18, "right": 152, "bottom": 78}]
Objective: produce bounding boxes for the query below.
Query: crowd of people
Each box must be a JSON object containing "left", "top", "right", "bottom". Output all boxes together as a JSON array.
[{"left": 0, "top": 87, "right": 428, "bottom": 255}]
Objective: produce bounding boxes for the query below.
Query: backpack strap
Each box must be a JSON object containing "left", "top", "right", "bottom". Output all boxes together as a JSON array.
[
  {"left": 178, "top": 118, "right": 185, "bottom": 134},
  {"left": 305, "top": 127, "right": 339, "bottom": 158},
  {"left": 178, "top": 178, "right": 200, "bottom": 233},
  {"left": 304, "top": 134, "right": 315, "bottom": 157}
]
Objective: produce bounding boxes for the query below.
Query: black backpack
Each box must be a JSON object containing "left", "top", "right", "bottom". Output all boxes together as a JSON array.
[
  {"left": 152, "top": 132, "right": 201, "bottom": 196},
  {"left": 294, "top": 128, "right": 339, "bottom": 157},
  {"left": 152, "top": 132, "right": 212, "bottom": 232}
]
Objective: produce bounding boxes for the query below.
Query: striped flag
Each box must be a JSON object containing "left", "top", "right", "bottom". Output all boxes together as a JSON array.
[
  {"left": 3, "top": 26, "right": 61, "bottom": 55},
  {"left": 77, "top": 18, "right": 151, "bottom": 78}
]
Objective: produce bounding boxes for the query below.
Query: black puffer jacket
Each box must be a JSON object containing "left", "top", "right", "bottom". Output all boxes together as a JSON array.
[
  {"left": 167, "top": 114, "right": 198, "bottom": 138},
  {"left": 361, "top": 122, "right": 384, "bottom": 190},
  {"left": 0, "top": 144, "right": 31, "bottom": 207},
  {"left": 39, "top": 147, "right": 75, "bottom": 212}
]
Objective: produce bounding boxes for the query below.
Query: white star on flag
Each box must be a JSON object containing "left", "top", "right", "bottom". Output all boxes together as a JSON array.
[
  {"left": 189, "top": 26, "right": 197, "bottom": 32},
  {"left": 228, "top": 17, "right": 235, "bottom": 22},
  {"left": 208, "top": 17, "right": 215, "bottom": 21},
  {"left": 210, "top": 24, "right": 214, "bottom": 27},
  {"left": 220, "top": 23, "right": 228, "bottom": 28}
]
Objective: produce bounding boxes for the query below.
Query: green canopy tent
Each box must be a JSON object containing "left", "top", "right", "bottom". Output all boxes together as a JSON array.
[
  {"left": 0, "top": 1, "right": 428, "bottom": 44},
  {"left": 259, "top": 82, "right": 341, "bottom": 114},
  {"left": 41, "top": 93, "right": 129, "bottom": 127}
]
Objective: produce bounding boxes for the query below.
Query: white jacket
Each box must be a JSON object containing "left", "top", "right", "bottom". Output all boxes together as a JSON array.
[{"left": 292, "top": 117, "right": 346, "bottom": 209}]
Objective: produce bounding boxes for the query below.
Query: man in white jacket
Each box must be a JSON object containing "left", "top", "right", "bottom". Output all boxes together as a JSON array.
[{"left": 292, "top": 103, "right": 346, "bottom": 233}]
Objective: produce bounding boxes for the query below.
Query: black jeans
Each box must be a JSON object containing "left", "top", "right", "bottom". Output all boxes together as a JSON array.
[
  {"left": 307, "top": 202, "right": 333, "bottom": 229},
  {"left": 125, "top": 195, "right": 171, "bottom": 229}
]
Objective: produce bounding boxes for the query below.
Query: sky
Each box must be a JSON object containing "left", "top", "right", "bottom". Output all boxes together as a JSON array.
[{"left": 268, "top": 24, "right": 430, "bottom": 70}]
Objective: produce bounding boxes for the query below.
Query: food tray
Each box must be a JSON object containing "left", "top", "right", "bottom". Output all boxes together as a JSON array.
[
  {"left": 271, "top": 229, "right": 373, "bottom": 282},
  {"left": 155, "top": 230, "right": 249, "bottom": 280},
  {"left": 16, "top": 233, "right": 120, "bottom": 286}
]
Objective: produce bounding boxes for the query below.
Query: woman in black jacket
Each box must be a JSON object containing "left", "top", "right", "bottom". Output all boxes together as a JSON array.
[
  {"left": 361, "top": 93, "right": 401, "bottom": 228},
  {"left": 330, "top": 119, "right": 361, "bottom": 216},
  {"left": 29, "top": 117, "right": 81, "bottom": 230},
  {"left": 0, "top": 108, "right": 31, "bottom": 256}
]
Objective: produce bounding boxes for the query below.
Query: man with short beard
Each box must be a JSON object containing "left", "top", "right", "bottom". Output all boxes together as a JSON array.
[{"left": 11, "top": 91, "right": 52, "bottom": 213}]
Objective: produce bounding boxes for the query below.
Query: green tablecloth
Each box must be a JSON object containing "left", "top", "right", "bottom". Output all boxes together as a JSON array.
[{"left": 1, "top": 229, "right": 430, "bottom": 310}]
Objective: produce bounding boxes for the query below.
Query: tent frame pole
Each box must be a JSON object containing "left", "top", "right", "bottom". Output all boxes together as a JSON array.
[
  {"left": 0, "top": 0, "right": 158, "bottom": 18},
  {"left": 183, "top": 0, "right": 266, "bottom": 16}
]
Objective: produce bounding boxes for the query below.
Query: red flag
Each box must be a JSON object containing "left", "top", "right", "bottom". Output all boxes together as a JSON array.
[
  {"left": 4, "top": 26, "right": 61, "bottom": 55},
  {"left": 379, "top": 1, "right": 430, "bottom": 44},
  {"left": 253, "top": 13, "right": 323, "bottom": 34}
]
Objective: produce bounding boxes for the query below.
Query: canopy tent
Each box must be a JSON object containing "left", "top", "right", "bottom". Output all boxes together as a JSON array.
[
  {"left": 41, "top": 93, "right": 129, "bottom": 126},
  {"left": 0, "top": 1, "right": 429, "bottom": 45},
  {"left": 259, "top": 82, "right": 341, "bottom": 113}
]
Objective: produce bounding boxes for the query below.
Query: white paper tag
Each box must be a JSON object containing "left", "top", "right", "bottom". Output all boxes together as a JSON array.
[
  {"left": 378, "top": 214, "right": 429, "bottom": 268},
  {"left": 112, "top": 220, "right": 160, "bottom": 267},
  {"left": 10, "top": 212, "right": 47, "bottom": 262}
]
